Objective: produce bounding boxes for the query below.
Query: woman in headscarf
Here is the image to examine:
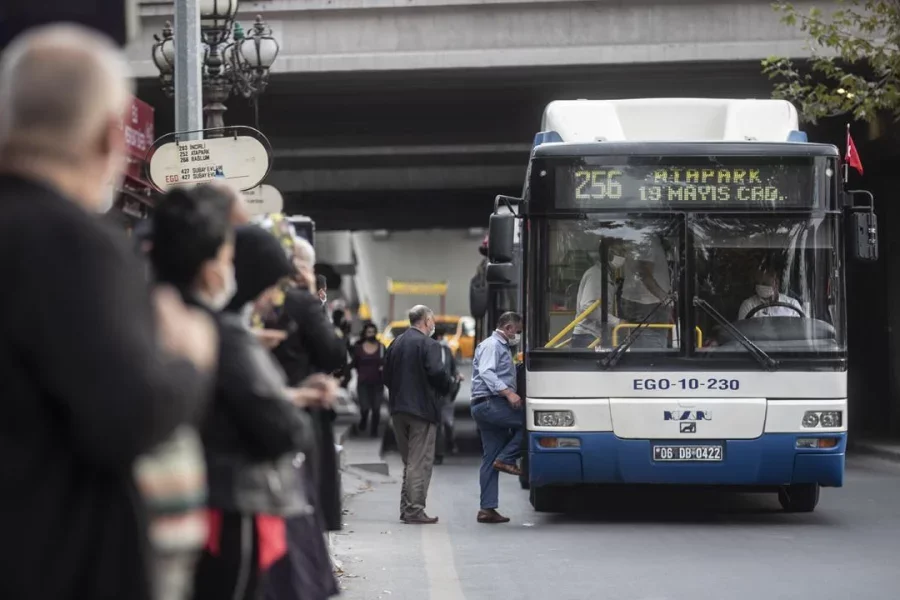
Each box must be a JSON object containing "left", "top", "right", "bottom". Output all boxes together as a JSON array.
[{"left": 151, "top": 190, "right": 328, "bottom": 600}]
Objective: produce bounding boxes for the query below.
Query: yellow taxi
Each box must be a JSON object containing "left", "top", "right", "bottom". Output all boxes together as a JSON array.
[{"left": 380, "top": 315, "right": 476, "bottom": 360}]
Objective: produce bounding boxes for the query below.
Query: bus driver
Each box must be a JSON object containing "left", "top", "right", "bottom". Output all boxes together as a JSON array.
[{"left": 738, "top": 269, "right": 803, "bottom": 319}]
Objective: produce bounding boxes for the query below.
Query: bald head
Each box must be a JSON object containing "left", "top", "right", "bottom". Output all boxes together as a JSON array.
[
  {"left": 0, "top": 25, "right": 132, "bottom": 150},
  {"left": 0, "top": 25, "right": 132, "bottom": 211}
]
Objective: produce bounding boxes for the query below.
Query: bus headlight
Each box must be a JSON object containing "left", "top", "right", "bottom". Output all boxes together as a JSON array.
[
  {"left": 819, "top": 411, "right": 842, "bottom": 428},
  {"left": 534, "top": 410, "right": 575, "bottom": 427},
  {"left": 801, "top": 411, "right": 843, "bottom": 428}
]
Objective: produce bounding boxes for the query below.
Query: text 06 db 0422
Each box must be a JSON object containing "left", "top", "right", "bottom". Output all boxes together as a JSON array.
[{"left": 653, "top": 445, "right": 724, "bottom": 462}]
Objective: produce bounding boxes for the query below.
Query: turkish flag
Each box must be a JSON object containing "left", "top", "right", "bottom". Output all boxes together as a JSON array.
[{"left": 846, "top": 127, "right": 864, "bottom": 176}]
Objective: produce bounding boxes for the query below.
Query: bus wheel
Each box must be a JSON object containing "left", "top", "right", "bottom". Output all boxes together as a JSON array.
[
  {"left": 530, "top": 486, "right": 566, "bottom": 513},
  {"left": 778, "top": 484, "right": 820, "bottom": 513}
]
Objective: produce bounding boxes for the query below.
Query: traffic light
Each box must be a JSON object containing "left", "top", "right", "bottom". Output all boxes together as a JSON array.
[{"left": 0, "top": 0, "right": 136, "bottom": 49}]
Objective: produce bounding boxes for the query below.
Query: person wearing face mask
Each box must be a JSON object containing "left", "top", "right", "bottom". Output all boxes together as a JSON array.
[
  {"left": 251, "top": 230, "right": 348, "bottom": 552},
  {"left": 470, "top": 312, "right": 525, "bottom": 524},
  {"left": 572, "top": 240, "right": 625, "bottom": 348},
  {"left": 738, "top": 269, "right": 802, "bottom": 320},
  {"left": 351, "top": 321, "right": 388, "bottom": 437},
  {"left": 383, "top": 305, "right": 455, "bottom": 524},
  {"left": 152, "top": 192, "right": 325, "bottom": 600},
  {"left": 0, "top": 26, "right": 219, "bottom": 600}
]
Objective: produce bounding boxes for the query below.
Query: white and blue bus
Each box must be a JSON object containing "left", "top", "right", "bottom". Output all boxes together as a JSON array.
[{"left": 486, "top": 98, "right": 878, "bottom": 513}]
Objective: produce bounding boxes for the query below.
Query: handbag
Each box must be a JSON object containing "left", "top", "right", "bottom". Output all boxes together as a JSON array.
[{"left": 207, "top": 450, "right": 313, "bottom": 518}]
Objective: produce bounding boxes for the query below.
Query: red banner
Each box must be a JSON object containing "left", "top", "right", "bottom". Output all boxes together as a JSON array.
[{"left": 122, "top": 97, "right": 155, "bottom": 186}]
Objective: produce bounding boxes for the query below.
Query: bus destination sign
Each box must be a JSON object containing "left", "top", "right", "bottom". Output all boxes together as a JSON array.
[{"left": 558, "top": 163, "right": 815, "bottom": 210}]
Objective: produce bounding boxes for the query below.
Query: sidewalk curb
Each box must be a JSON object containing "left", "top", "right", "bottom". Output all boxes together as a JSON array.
[
  {"left": 329, "top": 426, "right": 392, "bottom": 578},
  {"left": 850, "top": 440, "right": 900, "bottom": 463}
]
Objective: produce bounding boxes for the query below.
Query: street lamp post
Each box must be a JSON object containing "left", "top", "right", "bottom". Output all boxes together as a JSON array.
[{"left": 151, "top": 2, "right": 279, "bottom": 137}]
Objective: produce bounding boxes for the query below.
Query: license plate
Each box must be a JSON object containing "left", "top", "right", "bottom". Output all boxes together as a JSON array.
[{"left": 652, "top": 444, "right": 724, "bottom": 462}]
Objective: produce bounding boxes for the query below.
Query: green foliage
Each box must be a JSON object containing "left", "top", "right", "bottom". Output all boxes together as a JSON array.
[{"left": 761, "top": 0, "right": 900, "bottom": 124}]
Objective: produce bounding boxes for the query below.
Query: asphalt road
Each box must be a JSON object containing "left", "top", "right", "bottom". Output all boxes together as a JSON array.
[{"left": 332, "top": 447, "right": 900, "bottom": 600}]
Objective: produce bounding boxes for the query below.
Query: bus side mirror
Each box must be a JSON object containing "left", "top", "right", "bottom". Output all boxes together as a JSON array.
[
  {"left": 488, "top": 212, "right": 515, "bottom": 263},
  {"left": 486, "top": 263, "right": 517, "bottom": 285},
  {"left": 850, "top": 211, "right": 878, "bottom": 262}
]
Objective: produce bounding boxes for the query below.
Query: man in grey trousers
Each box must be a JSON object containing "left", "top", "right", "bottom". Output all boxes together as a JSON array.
[{"left": 384, "top": 305, "right": 454, "bottom": 524}]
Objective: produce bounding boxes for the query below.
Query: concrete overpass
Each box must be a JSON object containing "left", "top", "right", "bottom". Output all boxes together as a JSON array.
[
  {"left": 129, "top": 0, "right": 830, "bottom": 323},
  {"left": 129, "top": 0, "right": 829, "bottom": 231},
  {"left": 130, "top": 0, "right": 821, "bottom": 77}
]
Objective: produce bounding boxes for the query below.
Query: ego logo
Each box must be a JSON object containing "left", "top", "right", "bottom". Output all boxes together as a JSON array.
[{"left": 664, "top": 411, "right": 712, "bottom": 422}]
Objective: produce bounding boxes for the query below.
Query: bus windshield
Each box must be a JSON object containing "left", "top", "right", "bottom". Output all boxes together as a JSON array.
[
  {"left": 536, "top": 214, "right": 844, "bottom": 363},
  {"left": 692, "top": 215, "right": 843, "bottom": 356}
]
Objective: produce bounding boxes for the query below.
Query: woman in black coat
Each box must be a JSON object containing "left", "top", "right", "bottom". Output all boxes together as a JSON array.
[
  {"left": 241, "top": 219, "right": 347, "bottom": 600},
  {"left": 151, "top": 194, "right": 324, "bottom": 600}
]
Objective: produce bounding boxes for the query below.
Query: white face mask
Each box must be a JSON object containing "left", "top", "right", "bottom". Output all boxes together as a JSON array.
[
  {"left": 609, "top": 254, "right": 626, "bottom": 269},
  {"left": 508, "top": 333, "right": 521, "bottom": 347},
  {"left": 756, "top": 285, "right": 775, "bottom": 300},
  {"left": 209, "top": 263, "right": 237, "bottom": 311}
]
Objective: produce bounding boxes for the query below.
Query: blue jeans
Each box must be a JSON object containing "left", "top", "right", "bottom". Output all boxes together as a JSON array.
[{"left": 471, "top": 396, "right": 524, "bottom": 510}]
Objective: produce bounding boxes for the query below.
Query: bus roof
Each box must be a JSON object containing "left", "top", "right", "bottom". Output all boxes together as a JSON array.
[
  {"left": 532, "top": 141, "right": 839, "bottom": 159},
  {"left": 539, "top": 99, "right": 804, "bottom": 144}
]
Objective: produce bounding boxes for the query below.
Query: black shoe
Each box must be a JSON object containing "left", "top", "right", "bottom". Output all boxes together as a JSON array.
[{"left": 434, "top": 455, "right": 444, "bottom": 465}]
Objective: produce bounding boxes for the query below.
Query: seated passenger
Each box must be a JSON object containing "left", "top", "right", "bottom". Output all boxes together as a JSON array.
[{"left": 738, "top": 270, "right": 803, "bottom": 319}]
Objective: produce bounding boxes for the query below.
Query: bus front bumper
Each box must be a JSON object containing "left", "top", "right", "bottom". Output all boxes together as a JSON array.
[{"left": 528, "top": 432, "right": 846, "bottom": 488}]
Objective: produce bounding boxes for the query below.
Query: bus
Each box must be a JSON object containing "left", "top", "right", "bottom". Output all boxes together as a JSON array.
[{"left": 485, "top": 98, "right": 878, "bottom": 513}]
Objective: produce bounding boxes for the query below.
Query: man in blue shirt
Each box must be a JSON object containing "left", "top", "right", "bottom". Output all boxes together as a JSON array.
[{"left": 470, "top": 311, "right": 524, "bottom": 524}]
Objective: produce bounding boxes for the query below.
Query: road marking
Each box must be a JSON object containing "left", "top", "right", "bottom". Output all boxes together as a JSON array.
[{"left": 422, "top": 519, "right": 466, "bottom": 600}]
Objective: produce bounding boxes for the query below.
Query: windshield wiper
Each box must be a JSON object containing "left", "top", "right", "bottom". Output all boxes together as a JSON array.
[
  {"left": 693, "top": 297, "right": 779, "bottom": 371},
  {"left": 600, "top": 288, "right": 677, "bottom": 370}
]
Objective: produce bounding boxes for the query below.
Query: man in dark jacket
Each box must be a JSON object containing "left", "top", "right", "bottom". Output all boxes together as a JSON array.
[
  {"left": 0, "top": 25, "right": 216, "bottom": 600},
  {"left": 384, "top": 305, "right": 453, "bottom": 524}
]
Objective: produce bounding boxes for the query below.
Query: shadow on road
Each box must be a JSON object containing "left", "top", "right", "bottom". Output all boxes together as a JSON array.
[{"left": 539, "top": 486, "right": 837, "bottom": 526}]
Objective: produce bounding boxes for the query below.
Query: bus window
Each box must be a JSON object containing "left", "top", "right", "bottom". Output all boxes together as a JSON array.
[
  {"left": 691, "top": 215, "right": 843, "bottom": 356},
  {"left": 542, "top": 217, "right": 681, "bottom": 351}
]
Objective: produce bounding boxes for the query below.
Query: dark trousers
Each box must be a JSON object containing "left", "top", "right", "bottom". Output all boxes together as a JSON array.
[
  {"left": 193, "top": 512, "right": 262, "bottom": 600},
  {"left": 434, "top": 399, "right": 456, "bottom": 459},
  {"left": 357, "top": 383, "right": 385, "bottom": 436}
]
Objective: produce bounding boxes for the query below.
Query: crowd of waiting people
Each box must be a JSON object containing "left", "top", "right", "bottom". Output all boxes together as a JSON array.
[
  {"left": 0, "top": 20, "right": 483, "bottom": 600},
  {"left": 0, "top": 24, "right": 351, "bottom": 600}
]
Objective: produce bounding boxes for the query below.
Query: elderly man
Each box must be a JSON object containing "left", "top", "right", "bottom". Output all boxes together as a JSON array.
[
  {"left": 384, "top": 305, "right": 454, "bottom": 524},
  {"left": 0, "top": 25, "right": 216, "bottom": 600}
]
